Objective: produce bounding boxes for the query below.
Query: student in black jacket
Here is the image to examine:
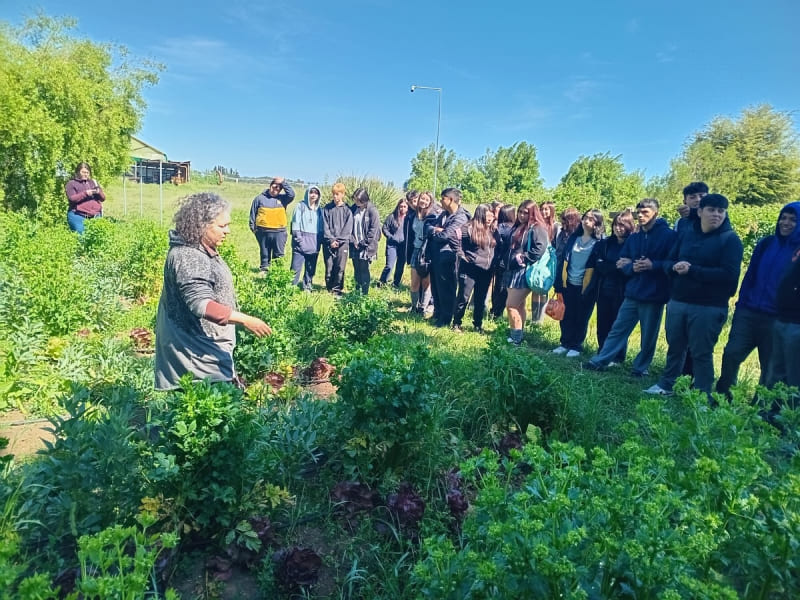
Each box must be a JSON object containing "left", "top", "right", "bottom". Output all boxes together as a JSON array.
[
  {"left": 490, "top": 205, "right": 517, "bottom": 319},
  {"left": 767, "top": 251, "right": 800, "bottom": 391},
  {"left": 350, "top": 188, "right": 381, "bottom": 295},
  {"left": 453, "top": 204, "right": 499, "bottom": 333},
  {"left": 379, "top": 197, "right": 409, "bottom": 288},
  {"left": 593, "top": 209, "right": 635, "bottom": 363},
  {"left": 645, "top": 194, "right": 743, "bottom": 396}
]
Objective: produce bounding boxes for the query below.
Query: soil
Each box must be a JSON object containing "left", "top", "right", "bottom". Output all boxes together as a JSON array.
[{"left": 0, "top": 410, "right": 55, "bottom": 458}]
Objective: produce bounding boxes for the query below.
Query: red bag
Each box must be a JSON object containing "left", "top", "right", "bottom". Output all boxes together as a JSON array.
[{"left": 545, "top": 293, "right": 565, "bottom": 321}]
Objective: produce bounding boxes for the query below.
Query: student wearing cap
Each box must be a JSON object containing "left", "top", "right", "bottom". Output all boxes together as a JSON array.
[{"left": 645, "top": 194, "right": 743, "bottom": 396}]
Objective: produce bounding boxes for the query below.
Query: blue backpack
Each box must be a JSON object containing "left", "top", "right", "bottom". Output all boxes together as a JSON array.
[{"left": 525, "top": 231, "right": 557, "bottom": 294}]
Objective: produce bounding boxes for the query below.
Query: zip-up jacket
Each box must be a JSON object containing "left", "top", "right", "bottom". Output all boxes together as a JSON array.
[
  {"left": 664, "top": 216, "right": 743, "bottom": 307},
  {"left": 425, "top": 206, "right": 469, "bottom": 262},
  {"left": 403, "top": 212, "right": 416, "bottom": 263},
  {"left": 619, "top": 217, "right": 677, "bottom": 304},
  {"left": 350, "top": 202, "right": 381, "bottom": 259},
  {"left": 322, "top": 202, "right": 354, "bottom": 247},
  {"left": 382, "top": 213, "right": 406, "bottom": 246},
  {"left": 590, "top": 235, "right": 628, "bottom": 300},
  {"left": 736, "top": 201, "right": 800, "bottom": 316},
  {"left": 290, "top": 186, "right": 323, "bottom": 254},
  {"left": 555, "top": 227, "right": 602, "bottom": 294},
  {"left": 249, "top": 182, "right": 295, "bottom": 231}
]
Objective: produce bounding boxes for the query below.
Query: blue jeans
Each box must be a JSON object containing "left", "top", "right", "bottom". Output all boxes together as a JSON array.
[
  {"left": 716, "top": 306, "right": 774, "bottom": 394},
  {"left": 380, "top": 243, "right": 405, "bottom": 286},
  {"left": 290, "top": 250, "right": 319, "bottom": 291},
  {"left": 590, "top": 298, "right": 664, "bottom": 375},
  {"left": 657, "top": 300, "right": 727, "bottom": 393},
  {"left": 768, "top": 320, "right": 800, "bottom": 389},
  {"left": 67, "top": 210, "right": 100, "bottom": 234}
]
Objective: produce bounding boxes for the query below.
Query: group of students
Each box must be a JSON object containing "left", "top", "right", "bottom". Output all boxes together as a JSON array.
[{"left": 248, "top": 177, "right": 799, "bottom": 401}]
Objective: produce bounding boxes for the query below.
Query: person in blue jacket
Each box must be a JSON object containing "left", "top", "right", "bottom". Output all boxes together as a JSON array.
[
  {"left": 716, "top": 202, "right": 800, "bottom": 395},
  {"left": 289, "top": 185, "right": 323, "bottom": 291},
  {"left": 584, "top": 199, "right": 677, "bottom": 376},
  {"left": 379, "top": 197, "right": 409, "bottom": 288}
]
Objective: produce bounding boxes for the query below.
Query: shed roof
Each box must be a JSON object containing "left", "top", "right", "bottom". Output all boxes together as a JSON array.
[{"left": 130, "top": 135, "right": 168, "bottom": 161}]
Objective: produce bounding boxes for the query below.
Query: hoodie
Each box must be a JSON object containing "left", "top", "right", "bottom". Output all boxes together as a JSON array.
[
  {"left": 350, "top": 201, "right": 381, "bottom": 259},
  {"left": 291, "top": 186, "right": 323, "bottom": 254},
  {"left": 735, "top": 201, "right": 800, "bottom": 315},
  {"left": 619, "top": 217, "right": 677, "bottom": 304},
  {"left": 664, "top": 215, "right": 743, "bottom": 307},
  {"left": 249, "top": 181, "right": 295, "bottom": 231}
]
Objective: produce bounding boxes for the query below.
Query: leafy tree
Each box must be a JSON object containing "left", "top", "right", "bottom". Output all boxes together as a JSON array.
[
  {"left": 479, "top": 141, "right": 544, "bottom": 199},
  {"left": 406, "top": 144, "right": 483, "bottom": 203},
  {"left": 0, "top": 15, "right": 160, "bottom": 222},
  {"left": 656, "top": 105, "right": 800, "bottom": 206},
  {"left": 553, "top": 152, "right": 645, "bottom": 210}
]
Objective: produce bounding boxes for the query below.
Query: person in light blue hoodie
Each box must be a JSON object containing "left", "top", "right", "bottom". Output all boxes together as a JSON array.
[{"left": 290, "top": 185, "right": 323, "bottom": 291}]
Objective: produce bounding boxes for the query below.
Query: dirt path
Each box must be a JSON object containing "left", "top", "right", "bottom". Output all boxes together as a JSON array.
[{"left": 0, "top": 410, "right": 55, "bottom": 458}]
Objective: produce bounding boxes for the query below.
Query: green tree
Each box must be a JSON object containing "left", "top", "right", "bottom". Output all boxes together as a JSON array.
[
  {"left": 553, "top": 152, "right": 645, "bottom": 211},
  {"left": 480, "top": 141, "right": 544, "bottom": 200},
  {"left": 406, "top": 144, "right": 485, "bottom": 203},
  {"left": 0, "top": 15, "right": 160, "bottom": 222},
  {"left": 660, "top": 105, "right": 800, "bottom": 206}
]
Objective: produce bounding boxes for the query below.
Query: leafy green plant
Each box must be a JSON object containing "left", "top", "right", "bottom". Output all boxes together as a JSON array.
[{"left": 327, "top": 292, "right": 394, "bottom": 344}]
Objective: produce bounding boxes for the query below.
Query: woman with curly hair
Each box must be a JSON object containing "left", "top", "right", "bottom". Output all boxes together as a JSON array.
[{"left": 155, "top": 192, "right": 272, "bottom": 390}]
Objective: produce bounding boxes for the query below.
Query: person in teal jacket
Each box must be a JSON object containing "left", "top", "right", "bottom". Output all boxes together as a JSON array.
[{"left": 290, "top": 185, "right": 323, "bottom": 291}]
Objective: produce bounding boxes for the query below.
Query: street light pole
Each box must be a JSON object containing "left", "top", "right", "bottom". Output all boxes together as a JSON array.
[{"left": 410, "top": 84, "right": 442, "bottom": 195}]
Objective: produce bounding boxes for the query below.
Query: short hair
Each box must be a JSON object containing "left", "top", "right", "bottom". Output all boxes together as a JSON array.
[
  {"left": 612, "top": 209, "right": 636, "bottom": 236},
  {"left": 636, "top": 198, "right": 660, "bottom": 211},
  {"left": 174, "top": 192, "right": 231, "bottom": 245},
  {"left": 74, "top": 162, "right": 92, "bottom": 177},
  {"left": 498, "top": 204, "right": 516, "bottom": 225},
  {"left": 332, "top": 182, "right": 346, "bottom": 195},
  {"left": 441, "top": 187, "right": 462, "bottom": 204},
  {"left": 352, "top": 187, "right": 370, "bottom": 204},
  {"left": 405, "top": 189, "right": 420, "bottom": 202},
  {"left": 683, "top": 181, "right": 709, "bottom": 197},
  {"left": 699, "top": 193, "right": 729, "bottom": 209}
]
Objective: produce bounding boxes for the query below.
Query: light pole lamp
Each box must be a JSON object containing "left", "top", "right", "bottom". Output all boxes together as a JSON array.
[{"left": 410, "top": 84, "right": 442, "bottom": 195}]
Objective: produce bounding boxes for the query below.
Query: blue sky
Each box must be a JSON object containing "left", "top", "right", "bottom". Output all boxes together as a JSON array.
[{"left": 3, "top": 0, "right": 799, "bottom": 188}]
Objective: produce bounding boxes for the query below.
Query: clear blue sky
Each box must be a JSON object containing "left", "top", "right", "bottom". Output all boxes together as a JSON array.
[{"left": 3, "top": 0, "right": 799, "bottom": 188}]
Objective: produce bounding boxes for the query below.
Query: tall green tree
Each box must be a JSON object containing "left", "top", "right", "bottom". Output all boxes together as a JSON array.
[
  {"left": 553, "top": 152, "right": 645, "bottom": 211},
  {"left": 480, "top": 141, "right": 544, "bottom": 199},
  {"left": 406, "top": 144, "right": 484, "bottom": 203},
  {"left": 657, "top": 105, "right": 800, "bottom": 206},
  {"left": 0, "top": 15, "right": 160, "bottom": 222}
]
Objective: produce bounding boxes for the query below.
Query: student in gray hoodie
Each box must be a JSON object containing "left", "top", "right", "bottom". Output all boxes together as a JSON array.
[{"left": 290, "top": 185, "right": 323, "bottom": 291}]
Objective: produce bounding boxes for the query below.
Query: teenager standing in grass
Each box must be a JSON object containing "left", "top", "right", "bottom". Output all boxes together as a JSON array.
[
  {"left": 289, "top": 185, "right": 323, "bottom": 292},
  {"left": 645, "top": 194, "right": 743, "bottom": 396},
  {"left": 592, "top": 209, "right": 635, "bottom": 363},
  {"left": 322, "top": 182, "right": 353, "bottom": 296},
  {"left": 453, "top": 204, "right": 499, "bottom": 333},
  {"left": 490, "top": 204, "right": 517, "bottom": 320},
  {"left": 767, "top": 249, "right": 800, "bottom": 393},
  {"left": 584, "top": 199, "right": 676, "bottom": 377},
  {"left": 555, "top": 207, "right": 580, "bottom": 262},
  {"left": 409, "top": 191, "right": 436, "bottom": 314},
  {"left": 155, "top": 192, "right": 271, "bottom": 391},
  {"left": 553, "top": 209, "right": 604, "bottom": 358},
  {"left": 716, "top": 202, "right": 800, "bottom": 396},
  {"left": 427, "top": 188, "right": 469, "bottom": 328},
  {"left": 249, "top": 177, "right": 295, "bottom": 271},
  {"left": 504, "top": 200, "right": 549, "bottom": 345},
  {"left": 529, "top": 200, "right": 559, "bottom": 324},
  {"left": 65, "top": 162, "right": 105, "bottom": 234},
  {"left": 350, "top": 188, "right": 381, "bottom": 295},
  {"left": 379, "top": 197, "right": 409, "bottom": 288}
]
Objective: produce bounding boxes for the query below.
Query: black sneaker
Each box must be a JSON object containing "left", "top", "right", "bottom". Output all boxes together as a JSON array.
[{"left": 582, "top": 361, "right": 605, "bottom": 372}]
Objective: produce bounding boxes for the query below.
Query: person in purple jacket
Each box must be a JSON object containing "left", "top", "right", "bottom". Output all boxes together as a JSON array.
[
  {"left": 716, "top": 202, "right": 800, "bottom": 396},
  {"left": 65, "top": 162, "right": 105, "bottom": 234}
]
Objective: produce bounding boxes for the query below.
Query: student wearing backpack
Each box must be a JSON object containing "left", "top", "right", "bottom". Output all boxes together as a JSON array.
[{"left": 504, "top": 200, "right": 549, "bottom": 345}]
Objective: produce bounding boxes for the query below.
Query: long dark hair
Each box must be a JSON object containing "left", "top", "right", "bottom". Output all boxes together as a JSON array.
[{"left": 468, "top": 204, "right": 496, "bottom": 250}]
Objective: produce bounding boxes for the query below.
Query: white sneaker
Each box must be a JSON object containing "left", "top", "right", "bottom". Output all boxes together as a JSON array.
[
  {"left": 608, "top": 361, "right": 619, "bottom": 367},
  {"left": 644, "top": 384, "right": 673, "bottom": 396},
  {"left": 552, "top": 346, "right": 568, "bottom": 355},
  {"left": 566, "top": 350, "right": 581, "bottom": 358}
]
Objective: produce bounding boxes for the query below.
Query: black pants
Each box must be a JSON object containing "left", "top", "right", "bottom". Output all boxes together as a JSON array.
[
  {"left": 352, "top": 256, "right": 372, "bottom": 294},
  {"left": 290, "top": 250, "right": 319, "bottom": 291},
  {"left": 254, "top": 228, "right": 287, "bottom": 270},
  {"left": 432, "top": 255, "right": 458, "bottom": 326},
  {"left": 596, "top": 291, "right": 626, "bottom": 362},
  {"left": 490, "top": 266, "right": 508, "bottom": 318},
  {"left": 380, "top": 243, "right": 406, "bottom": 287},
  {"left": 323, "top": 244, "right": 349, "bottom": 294},
  {"left": 559, "top": 283, "right": 597, "bottom": 351},
  {"left": 454, "top": 262, "right": 493, "bottom": 328}
]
